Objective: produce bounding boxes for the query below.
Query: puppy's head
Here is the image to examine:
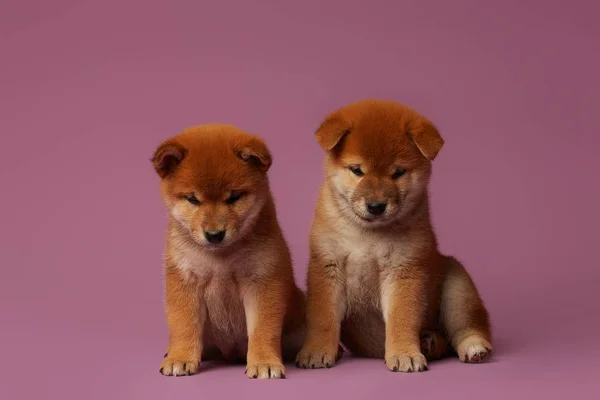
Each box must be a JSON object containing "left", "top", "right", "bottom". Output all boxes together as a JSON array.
[
  {"left": 152, "top": 124, "right": 272, "bottom": 250},
  {"left": 315, "top": 99, "right": 444, "bottom": 227}
]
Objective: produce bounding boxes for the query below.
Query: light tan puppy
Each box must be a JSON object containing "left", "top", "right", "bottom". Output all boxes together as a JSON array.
[
  {"left": 296, "top": 100, "right": 492, "bottom": 372},
  {"left": 152, "top": 124, "right": 305, "bottom": 379}
]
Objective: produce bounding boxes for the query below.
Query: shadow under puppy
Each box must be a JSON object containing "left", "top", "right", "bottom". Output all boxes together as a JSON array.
[
  {"left": 152, "top": 124, "right": 305, "bottom": 379},
  {"left": 296, "top": 99, "right": 492, "bottom": 372}
]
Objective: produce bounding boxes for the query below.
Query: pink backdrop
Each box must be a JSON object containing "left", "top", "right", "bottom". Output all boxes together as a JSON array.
[{"left": 1, "top": 0, "right": 599, "bottom": 399}]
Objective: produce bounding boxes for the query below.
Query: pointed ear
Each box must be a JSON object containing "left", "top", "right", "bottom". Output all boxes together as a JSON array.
[
  {"left": 236, "top": 136, "right": 272, "bottom": 173},
  {"left": 407, "top": 118, "right": 444, "bottom": 161},
  {"left": 315, "top": 111, "right": 352, "bottom": 151},
  {"left": 151, "top": 141, "right": 187, "bottom": 178}
]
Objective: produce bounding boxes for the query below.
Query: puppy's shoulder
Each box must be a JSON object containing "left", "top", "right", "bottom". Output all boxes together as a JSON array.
[{"left": 232, "top": 231, "right": 292, "bottom": 280}]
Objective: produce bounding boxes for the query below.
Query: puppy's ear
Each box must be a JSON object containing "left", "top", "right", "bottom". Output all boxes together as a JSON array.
[
  {"left": 407, "top": 118, "right": 444, "bottom": 161},
  {"left": 151, "top": 141, "right": 187, "bottom": 178},
  {"left": 236, "top": 136, "right": 272, "bottom": 173},
  {"left": 315, "top": 111, "right": 351, "bottom": 151}
]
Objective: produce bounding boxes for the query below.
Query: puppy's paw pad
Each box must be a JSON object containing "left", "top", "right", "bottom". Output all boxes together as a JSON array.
[
  {"left": 246, "top": 362, "right": 286, "bottom": 379},
  {"left": 457, "top": 336, "right": 492, "bottom": 364},
  {"left": 295, "top": 346, "right": 339, "bottom": 369},
  {"left": 160, "top": 358, "right": 199, "bottom": 376},
  {"left": 386, "top": 353, "right": 428, "bottom": 373}
]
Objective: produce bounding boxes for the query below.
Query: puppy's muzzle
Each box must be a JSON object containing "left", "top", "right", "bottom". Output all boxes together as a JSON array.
[
  {"left": 366, "top": 201, "right": 387, "bottom": 217},
  {"left": 204, "top": 230, "right": 226, "bottom": 244}
]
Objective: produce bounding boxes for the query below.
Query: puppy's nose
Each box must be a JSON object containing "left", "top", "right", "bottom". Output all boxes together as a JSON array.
[
  {"left": 204, "top": 230, "right": 226, "bottom": 244},
  {"left": 366, "top": 201, "right": 387, "bottom": 216}
]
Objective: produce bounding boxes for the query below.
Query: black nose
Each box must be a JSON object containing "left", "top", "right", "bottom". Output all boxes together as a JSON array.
[
  {"left": 204, "top": 230, "right": 226, "bottom": 244},
  {"left": 366, "top": 201, "right": 387, "bottom": 216}
]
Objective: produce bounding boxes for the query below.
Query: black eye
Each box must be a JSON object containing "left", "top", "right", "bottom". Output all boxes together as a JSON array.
[
  {"left": 226, "top": 191, "right": 244, "bottom": 205},
  {"left": 392, "top": 169, "right": 407, "bottom": 179},
  {"left": 349, "top": 165, "right": 364, "bottom": 177},
  {"left": 185, "top": 194, "right": 200, "bottom": 205}
]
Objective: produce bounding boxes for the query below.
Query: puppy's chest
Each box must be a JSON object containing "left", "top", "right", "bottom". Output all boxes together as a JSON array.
[
  {"left": 203, "top": 273, "right": 246, "bottom": 337},
  {"left": 341, "top": 238, "right": 398, "bottom": 310},
  {"left": 173, "top": 245, "right": 249, "bottom": 340}
]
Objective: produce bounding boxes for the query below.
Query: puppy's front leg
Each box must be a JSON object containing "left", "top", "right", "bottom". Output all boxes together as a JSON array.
[
  {"left": 160, "top": 266, "right": 205, "bottom": 376},
  {"left": 381, "top": 268, "right": 428, "bottom": 372},
  {"left": 243, "top": 281, "right": 286, "bottom": 379},
  {"left": 296, "top": 255, "right": 345, "bottom": 369}
]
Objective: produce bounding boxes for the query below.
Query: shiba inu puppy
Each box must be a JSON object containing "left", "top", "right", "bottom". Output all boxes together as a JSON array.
[
  {"left": 153, "top": 124, "right": 305, "bottom": 379},
  {"left": 296, "top": 100, "right": 492, "bottom": 372}
]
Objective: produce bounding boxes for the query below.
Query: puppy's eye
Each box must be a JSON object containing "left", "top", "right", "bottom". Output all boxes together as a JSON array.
[
  {"left": 392, "top": 169, "right": 407, "bottom": 179},
  {"left": 185, "top": 194, "right": 200, "bottom": 205},
  {"left": 348, "top": 165, "right": 364, "bottom": 177},
  {"left": 226, "top": 191, "right": 245, "bottom": 205}
]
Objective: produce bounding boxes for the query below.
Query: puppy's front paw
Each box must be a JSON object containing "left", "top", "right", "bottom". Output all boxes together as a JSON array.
[
  {"left": 160, "top": 357, "right": 199, "bottom": 376},
  {"left": 245, "top": 362, "right": 286, "bottom": 379},
  {"left": 385, "top": 352, "right": 428, "bottom": 372},
  {"left": 457, "top": 336, "right": 492, "bottom": 363},
  {"left": 295, "top": 344, "right": 341, "bottom": 369}
]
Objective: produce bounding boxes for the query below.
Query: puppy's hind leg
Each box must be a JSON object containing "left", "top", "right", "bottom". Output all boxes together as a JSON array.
[
  {"left": 420, "top": 330, "right": 449, "bottom": 361},
  {"left": 440, "top": 256, "right": 492, "bottom": 363}
]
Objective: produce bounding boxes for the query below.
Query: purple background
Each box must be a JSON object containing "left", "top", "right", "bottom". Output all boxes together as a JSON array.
[{"left": 1, "top": 0, "right": 599, "bottom": 399}]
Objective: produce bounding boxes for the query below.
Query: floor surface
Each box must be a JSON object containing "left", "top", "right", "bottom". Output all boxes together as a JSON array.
[{"left": 3, "top": 308, "right": 599, "bottom": 400}]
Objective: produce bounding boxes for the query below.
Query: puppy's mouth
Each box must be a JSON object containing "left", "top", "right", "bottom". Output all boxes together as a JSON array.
[
  {"left": 202, "top": 242, "right": 228, "bottom": 251},
  {"left": 357, "top": 214, "right": 379, "bottom": 222},
  {"left": 201, "top": 235, "right": 231, "bottom": 249},
  {"left": 196, "top": 236, "right": 236, "bottom": 251},
  {"left": 353, "top": 207, "right": 399, "bottom": 225},
  {"left": 187, "top": 229, "right": 232, "bottom": 250}
]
